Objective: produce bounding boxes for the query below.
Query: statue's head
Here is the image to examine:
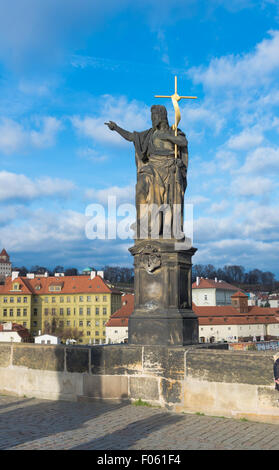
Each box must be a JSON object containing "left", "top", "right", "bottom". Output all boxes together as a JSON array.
[{"left": 151, "top": 105, "right": 169, "bottom": 129}]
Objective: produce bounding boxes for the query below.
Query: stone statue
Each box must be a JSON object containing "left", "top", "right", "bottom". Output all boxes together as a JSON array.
[
  {"left": 105, "top": 104, "right": 188, "bottom": 239},
  {"left": 104, "top": 77, "right": 198, "bottom": 346}
]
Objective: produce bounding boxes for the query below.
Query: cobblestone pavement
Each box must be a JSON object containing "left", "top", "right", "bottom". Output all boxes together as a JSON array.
[{"left": 0, "top": 395, "right": 279, "bottom": 450}]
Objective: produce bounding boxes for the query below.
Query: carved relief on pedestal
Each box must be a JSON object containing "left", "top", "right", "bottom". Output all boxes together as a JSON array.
[{"left": 139, "top": 244, "right": 161, "bottom": 274}]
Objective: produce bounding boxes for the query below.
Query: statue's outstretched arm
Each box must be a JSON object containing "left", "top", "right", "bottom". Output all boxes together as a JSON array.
[{"left": 104, "top": 121, "right": 134, "bottom": 142}]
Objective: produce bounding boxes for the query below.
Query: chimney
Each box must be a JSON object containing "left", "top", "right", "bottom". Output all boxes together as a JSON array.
[
  {"left": 44, "top": 272, "right": 48, "bottom": 277},
  {"left": 27, "top": 273, "right": 35, "bottom": 279},
  {"left": 97, "top": 271, "right": 104, "bottom": 278},
  {"left": 196, "top": 277, "right": 200, "bottom": 286},
  {"left": 90, "top": 271, "right": 96, "bottom": 280},
  {"left": 231, "top": 292, "right": 249, "bottom": 313},
  {"left": 215, "top": 277, "right": 218, "bottom": 283},
  {"left": 11, "top": 271, "right": 19, "bottom": 281}
]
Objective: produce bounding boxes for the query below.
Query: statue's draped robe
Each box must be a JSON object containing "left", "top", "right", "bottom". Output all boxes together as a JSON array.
[{"left": 132, "top": 127, "right": 188, "bottom": 237}]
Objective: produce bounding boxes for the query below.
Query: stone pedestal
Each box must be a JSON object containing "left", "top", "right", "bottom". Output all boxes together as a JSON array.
[{"left": 128, "top": 239, "right": 198, "bottom": 346}]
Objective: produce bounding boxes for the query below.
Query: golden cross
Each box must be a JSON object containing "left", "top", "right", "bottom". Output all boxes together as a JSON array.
[{"left": 155, "top": 75, "right": 197, "bottom": 158}]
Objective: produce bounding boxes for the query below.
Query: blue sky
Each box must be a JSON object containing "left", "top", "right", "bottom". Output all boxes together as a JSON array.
[{"left": 0, "top": 0, "right": 279, "bottom": 275}]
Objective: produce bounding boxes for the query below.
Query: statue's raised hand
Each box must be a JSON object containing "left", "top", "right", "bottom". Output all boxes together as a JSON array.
[{"left": 105, "top": 121, "right": 117, "bottom": 131}]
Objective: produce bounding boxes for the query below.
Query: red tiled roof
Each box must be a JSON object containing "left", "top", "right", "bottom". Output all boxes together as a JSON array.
[
  {"left": 193, "top": 303, "right": 279, "bottom": 325},
  {"left": 0, "top": 276, "right": 33, "bottom": 295},
  {"left": 192, "top": 278, "right": 238, "bottom": 291},
  {"left": 0, "top": 275, "right": 116, "bottom": 295},
  {"left": 106, "top": 294, "right": 134, "bottom": 327},
  {"left": 231, "top": 291, "right": 248, "bottom": 298}
]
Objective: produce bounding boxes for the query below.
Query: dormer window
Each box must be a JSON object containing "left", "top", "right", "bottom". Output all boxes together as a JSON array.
[
  {"left": 49, "top": 285, "right": 62, "bottom": 292},
  {"left": 12, "top": 283, "right": 20, "bottom": 291}
]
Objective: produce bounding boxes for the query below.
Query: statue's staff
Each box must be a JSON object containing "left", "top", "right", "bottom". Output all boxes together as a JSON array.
[{"left": 155, "top": 76, "right": 197, "bottom": 159}]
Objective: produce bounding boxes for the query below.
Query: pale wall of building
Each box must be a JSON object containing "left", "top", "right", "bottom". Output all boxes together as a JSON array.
[
  {"left": 106, "top": 326, "right": 128, "bottom": 344},
  {"left": 192, "top": 288, "right": 216, "bottom": 306},
  {"left": 193, "top": 288, "right": 237, "bottom": 306},
  {"left": 0, "top": 331, "right": 22, "bottom": 342}
]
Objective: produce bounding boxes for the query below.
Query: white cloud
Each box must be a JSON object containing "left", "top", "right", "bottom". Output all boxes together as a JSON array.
[
  {"left": 0, "top": 116, "right": 62, "bottom": 154},
  {"left": 85, "top": 184, "right": 135, "bottom": 205},
  {"left": 30, "top": 117, "right": 62, "bottom": 148},
  {"left": 0, "top": 118, "right": 27, "bottom": 154},
  {"left": 71, "top": 95, "right": 149, "bottom": 146},
  {"left": 227, "top": 129, "right": 264, "bottom": 150},
  {"left": 190, "top": 30, "right": 279, "bottom": 90},
  {"left": 0, "top": 171, "right": 75, "bottom": 202},
  {"left": 232, "top": 175, "right": 273, "bottom": 196},
  {"left": 239, "top": 146, "right": 279, "bottom": 174}
]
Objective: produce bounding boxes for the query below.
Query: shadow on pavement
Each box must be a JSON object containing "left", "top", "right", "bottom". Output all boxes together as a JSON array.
[
  {"left": 71, "top": 410, "right": 185, "bottom": 450},
  {"left": 0, "top": 397, "right": 128, "bottom": 449}
]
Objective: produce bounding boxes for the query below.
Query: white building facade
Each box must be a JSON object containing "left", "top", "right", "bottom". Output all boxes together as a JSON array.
[
  {"left": 192, "top": 278, "right": 238, "bottom": 306},
  {"left": 34, "top": 334, "right": 61, "bottom": 345}
]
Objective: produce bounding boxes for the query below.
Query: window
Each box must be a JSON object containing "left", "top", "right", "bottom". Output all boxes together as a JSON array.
[
  {"left": 59, "top": 321, "right": 64, "bottom": 327},
  {"left": 51, "top": 308, "right": 56, "bottom": 315},
  {"left": 79, "top": 307, "right": 83, "bottom": 315},
  {"left": 87, "top": 331, "right": 90, "bottom": 336},
  {"left": 103, "top": 307, "right": 107, "bottom": 315},
  {"left": 96, "top": 331, "right": 99, "bottom": 336},
  {"left": 79, "top": 296, "right": 83, "bottom": 302},
  {"left": 67, "top": 308, "right": 71, "bottom": 316},
  {"left": 33, "top": 321, "right": 37, "bottom": 326},
  {"left": 79, "top": 321, "right": 83, "bottom": 327},
  {"left": 87, "top": 307, "right": 91, "bottom": 316},
  {"left": 33, "top": 308, "right": 38, "bottom": 316},
  {"left": 3, "top": 297, "right": 7, "bottom": 303},
  {"left": 23, "top": 297, "right": 27, "bottom": 303},
  {"left": 60, "top": 308, "right": 64, "bottom": 316},
  {"left": 10, "top": 297, "right": 14, "bottom": 303},
  {"left": 9, "top": 309, "right": 13, "bottom": 317},
  {"left": 66, "top": 321, "right": 71, "bottom": 326},
  {"left": 17, "top": 309, "right": 20, "bottom": 317},
  {"left": 96, "top": 307, "right": 99, "bottom": 315},
  {"left": 87, "top": 321, "right": 91, "bottom": 327},
  {"left": 3, "top": 309, "right": 7, "bottom": 317},
  {"left": 44, "top": 297, "right": 49, "bottom": 303},
  {"left": 95, "top": 296, "right": 99, "bottom": 302},
  {"left": 52, "top": 297, "right": 56, "bottom": 303},
  {"left": 23, "top": 309, "right": 27, "bottom": 316},
  {"left": 87, "top": 296, "right": 91, "bottom": 302},
  {"left": 103, "top": 296, "right": 107, "bottom": 302},
  {"left": 67, "top": 297, "right": 71, "bottom": 303},
  {"left": 44, "top": 308, "right": 49, "bottom": 315},
  {"left": 95, "top": 321, "right": 99, "bottom": 326},
  {"left": 23, "top": 322, "right": 27, "bottom": 327},
  {"left": 17, "top": 297, "right": 21, "bottom": 303},
  {"left": 60, "top": 297, "right": 64, "bottom": 303}
]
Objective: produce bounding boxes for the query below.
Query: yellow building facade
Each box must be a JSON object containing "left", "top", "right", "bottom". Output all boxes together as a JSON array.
[{"left": 0, "top": 275, "right": 122, "bottom": 344}]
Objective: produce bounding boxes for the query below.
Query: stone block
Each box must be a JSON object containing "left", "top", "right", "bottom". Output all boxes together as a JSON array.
[
  {"left": 83, "top": 375, "right": 128, "bottom": 400},
  {"left": 160, "top": 377, "right": 182, "bottom": 404},
  {"left": 186, "top": 349, "right": 274, "bottom": 385},
  {"left": 142, "top": 346, "right": 185, "bottom": 380},
  {"left": 66, "top": 348, "right": 89, "bottom": 373},
  {"left": 91, "top": 345, "right": 142, "bottom": 375},
  {"left": 12, "top": 344, "right": 64, "bottom": 371},
  {"left": 130, "top": 376, "right": 159, "bottom": 401},
  {"left": 0, "top": 344, "right": 11, "bottom": 367}
]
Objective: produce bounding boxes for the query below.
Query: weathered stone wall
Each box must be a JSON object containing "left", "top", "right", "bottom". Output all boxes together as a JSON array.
[{"left": 0, "top": 342, "right": 278, "bottom": 424}]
